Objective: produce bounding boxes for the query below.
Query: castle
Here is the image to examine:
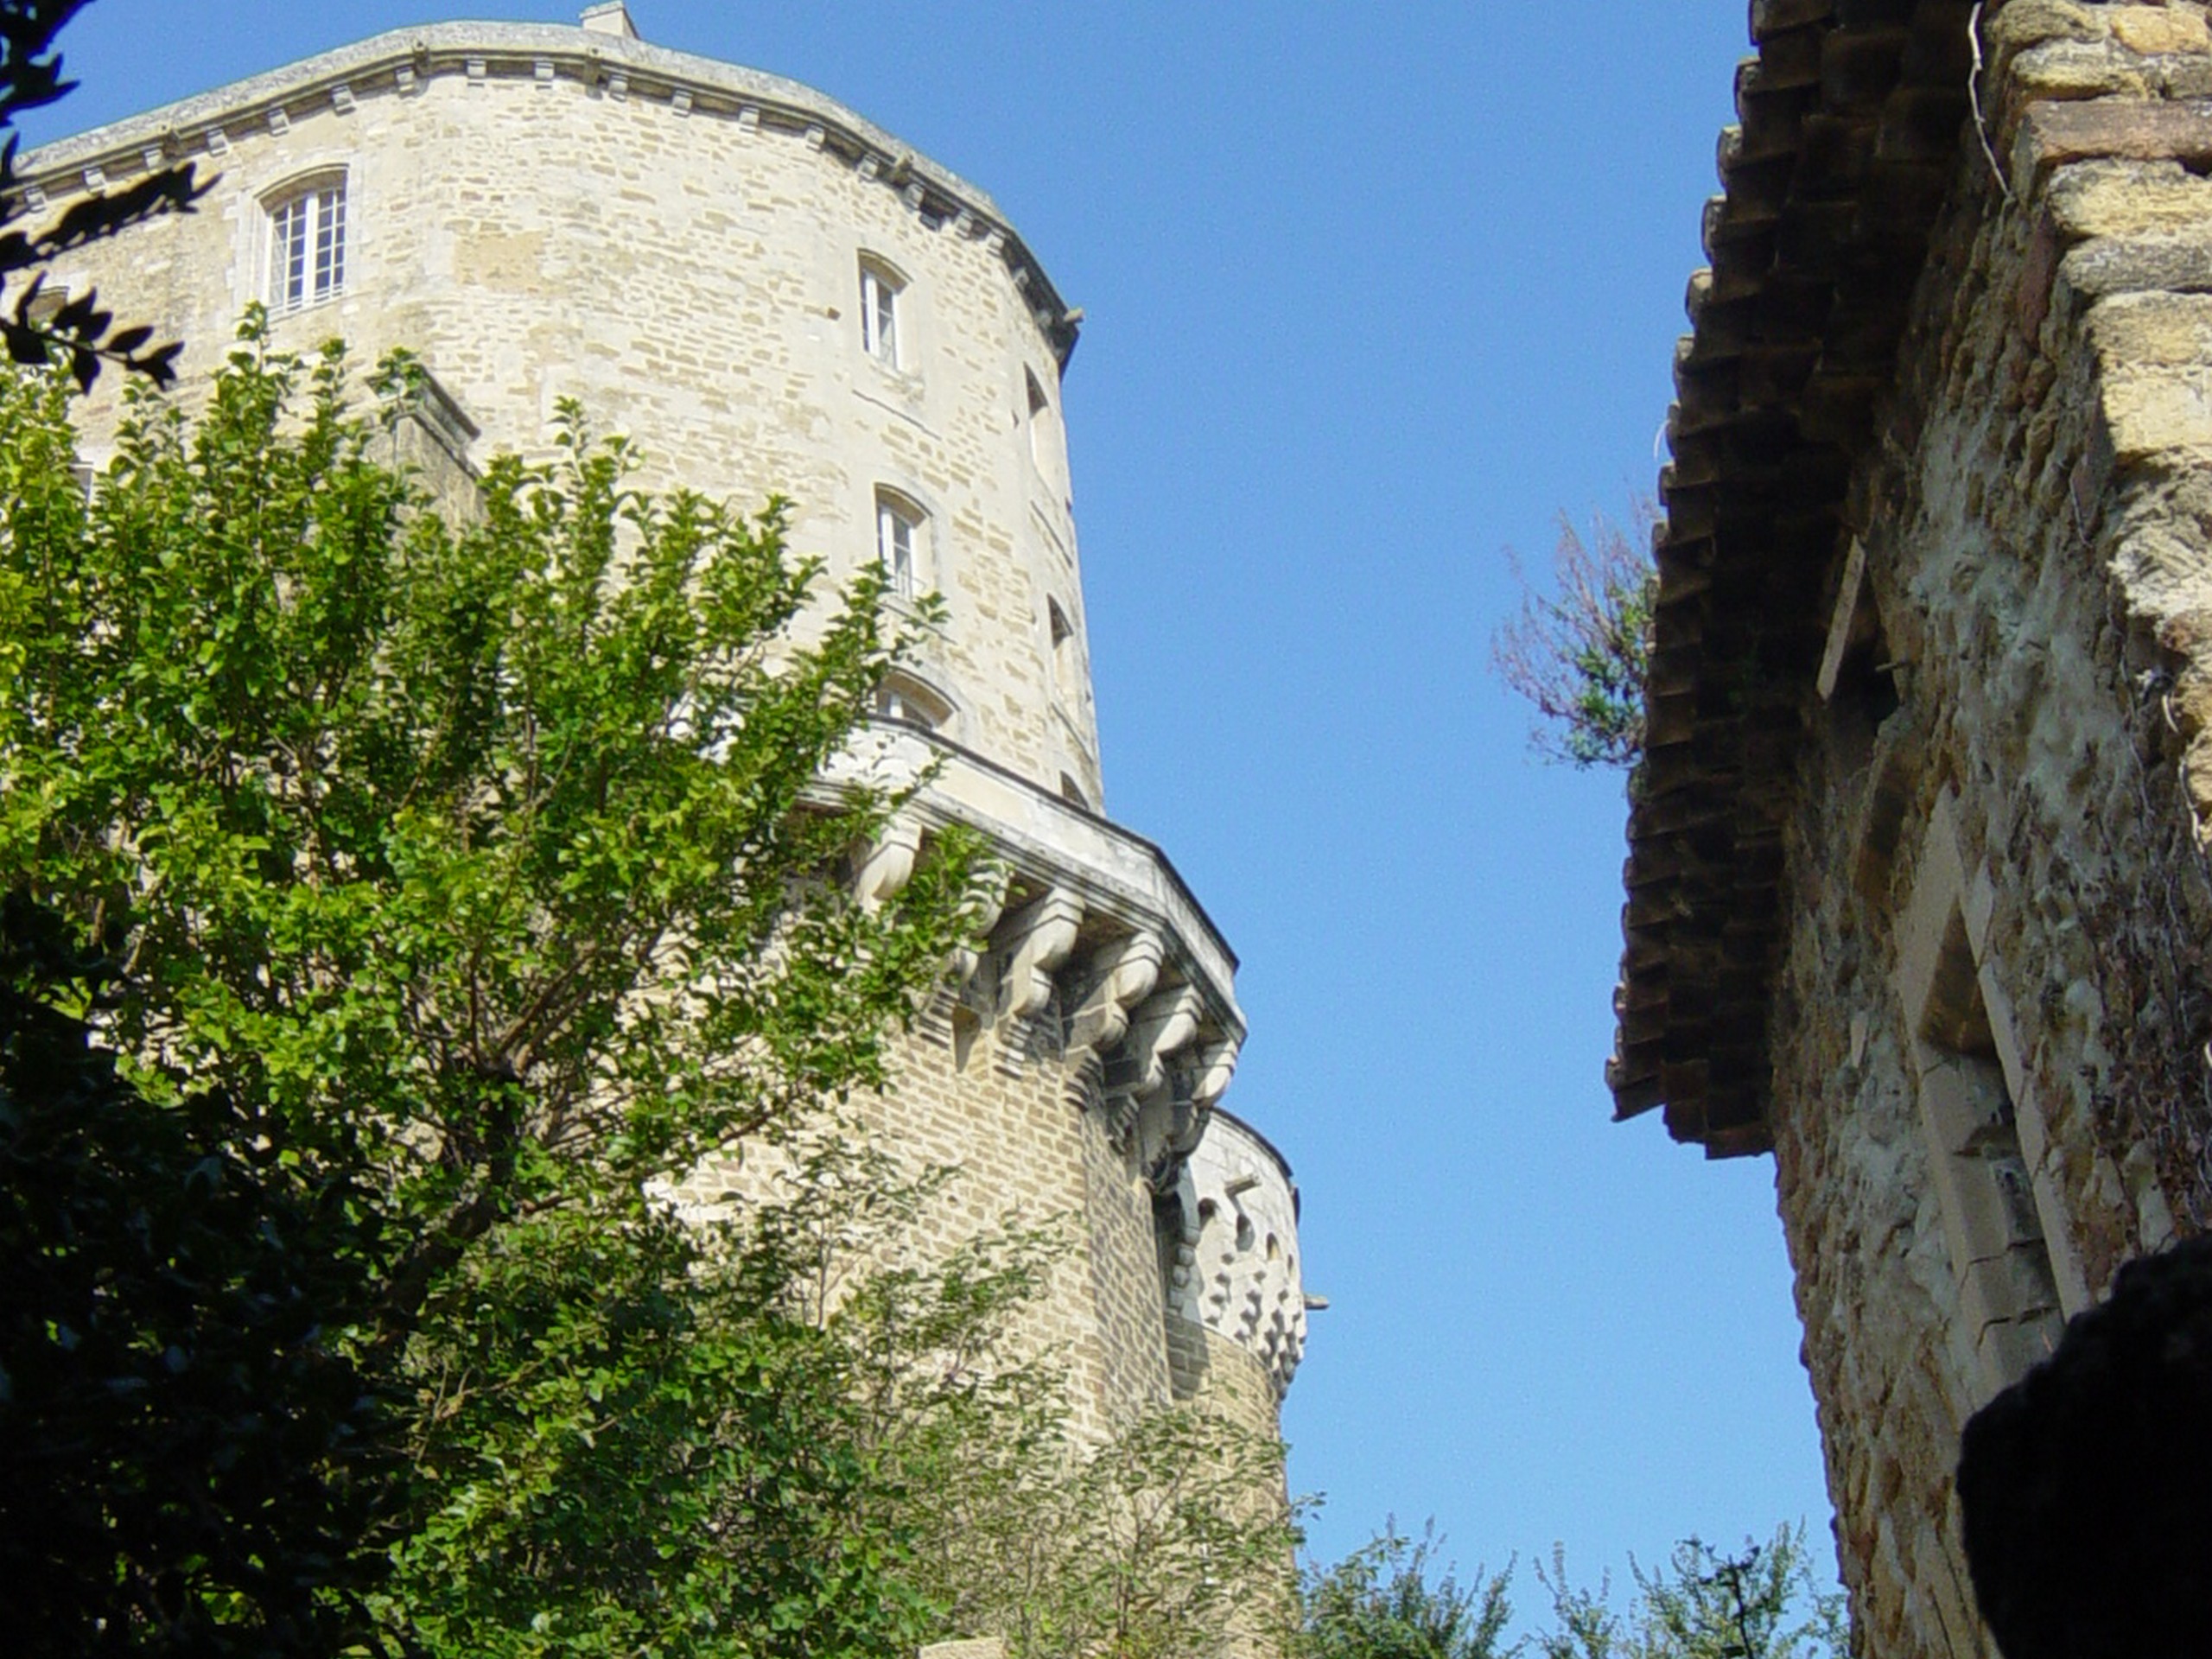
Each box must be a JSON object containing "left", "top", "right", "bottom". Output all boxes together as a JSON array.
[
  {"left": 20, "top": 2, "right": 1306, "bottom": 1459},
  {"left": 1618, "top": 2, "right": 2212, "bottom": 1652}
]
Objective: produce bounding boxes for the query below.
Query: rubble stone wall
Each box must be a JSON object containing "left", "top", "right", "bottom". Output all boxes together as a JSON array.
[{"left": 1765, "top": 4, "right": 2212, "bottom": 1651}]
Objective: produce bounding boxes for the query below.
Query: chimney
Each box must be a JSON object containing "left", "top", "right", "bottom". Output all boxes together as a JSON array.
[{"left": 579, "top": 3, "right": 639, "bottom": 40}]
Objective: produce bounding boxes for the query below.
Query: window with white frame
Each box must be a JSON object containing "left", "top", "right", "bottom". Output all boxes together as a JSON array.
[
  {"left": 875, "top": 490, "right": 925, "bottom": 600},
  {"left": 266, "top": 175, "right": 346, "bottom": 315},
  {"left": 873, "top": 671, "right": 952, "bottom": 730},
  {"left": 860, "top": 258, "right": 903, "bottom": 368}
]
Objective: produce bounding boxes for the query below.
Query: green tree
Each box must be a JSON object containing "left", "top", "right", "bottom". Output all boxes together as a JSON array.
[
  {"left": 0, "top": 318, "right": 991, "bottom": 1652},
  {"left": 1489, "top": 502, "right": 1657, "bottom": 771},
  {"left": 1300, "top": 1521, "right": 1516, "bottom": 1659},
  {"left": 0, "top": 891, "right": 389, "bottom": 1655},
  {"left": 1534, "top": 1526, "right": 1847, "bottom": 1659}
]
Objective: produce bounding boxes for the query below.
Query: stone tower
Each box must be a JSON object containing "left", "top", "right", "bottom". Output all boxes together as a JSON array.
[{"left": 25, "top": 3, "right": 1306, "bottom": 1444}]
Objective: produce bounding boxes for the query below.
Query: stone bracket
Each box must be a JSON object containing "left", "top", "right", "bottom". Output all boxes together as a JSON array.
[
  {"left": 995, "top": 888, "right": 1084, "bottom": 1023},
  {"left": 1065, "top": 929, "right": 1164, "bottom": 1057}
]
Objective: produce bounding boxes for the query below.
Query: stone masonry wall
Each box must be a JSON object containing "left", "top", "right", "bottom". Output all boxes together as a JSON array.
[
  {"left": 15, "top": 21, "right": 1270, "bottom": 1455},
  {"left": 29, "top": 30, "right": 1104, "bottom": 805},
  {"left": 1766, "top": 5, "right": 2212, "bottom": 1652}
]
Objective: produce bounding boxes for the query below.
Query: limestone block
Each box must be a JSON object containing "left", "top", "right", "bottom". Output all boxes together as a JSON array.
[
  {"left": 2100, "top": 363, "right": 2212, "bottom": 460},
  {"left": 2110, "top": 4, "right": 2212, "bottom": 57},
  {"left": 1988, "top": 0, "right": 2107, "bottom": 55},
  {"left": 2053, "top": 159, "right": 2212, "bottom": 243},
  {"left": 2062, "top": 230, "right": 2212, "bottom": 305},
  {"left": 2013, "top": 40, "right": 2154, "bottom": 101},
  {"left": 2086, "top": 289, "right": 2212, "bottom": 365}
]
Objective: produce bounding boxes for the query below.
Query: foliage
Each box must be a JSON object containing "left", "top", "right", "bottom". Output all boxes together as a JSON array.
[
  {"left": 0, "top": 318, "right": 995, "bottom": 1651},
  {"left": 1299, "top": 1521, "right": 1516, "bottom": 1659},
  {"left": 1532, "top": 1526, "right": 1847, "bottom": 1659},
  {"left": 916, "top": 1395, "right": 1303, "bottom": 1659},
  {"left": 0, "top": 0, "right": 204, "bottom": 385},
  {"left": 1490, "top": 502, "right": 1658, "bottom": 771},
  {"left": 0, "top": 890, "right": 389, "bottom": 1656}
]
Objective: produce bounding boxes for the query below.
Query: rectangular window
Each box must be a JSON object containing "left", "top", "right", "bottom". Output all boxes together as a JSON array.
[
  {"left": 877, "top": 497, "right": 918, "bottom": 599},
  {"left": 861, "top": 264, "right": 899, "bottom": 366},
  {"left": 269, "top": 181, "right": 346, "bottom": 314}
]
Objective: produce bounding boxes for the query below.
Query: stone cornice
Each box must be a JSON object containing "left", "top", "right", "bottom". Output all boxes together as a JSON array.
[
  {"left": 834, "top": 718, "right": 1245, "bottom": 1192},
  {"left": 839, "top": 719, "right": 1244, "bottom": 1045},
  {"left": 19, "top": 19, "right": 1081, "bottom": 365}
]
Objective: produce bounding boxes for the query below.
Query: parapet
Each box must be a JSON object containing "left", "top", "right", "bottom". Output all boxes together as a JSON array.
[{"left": 1166, "top": 1109, "right": 1308, "bottom": 1397}]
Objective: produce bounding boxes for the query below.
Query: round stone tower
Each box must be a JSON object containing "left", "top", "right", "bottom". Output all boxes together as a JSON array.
[{"left": 25, "top": 3, "right": 1304, "bottom": 1446}]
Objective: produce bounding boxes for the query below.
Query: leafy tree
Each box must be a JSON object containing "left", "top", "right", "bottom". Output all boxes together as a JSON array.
[
  {"left": 1489, "top": 502, "right": 1657, "bottom": 771},
  {"left": 0, "top": 318, "right": 990, "bottom": 1651},
  {"left": 1533, "top": 1526, "right": 1847, "bottom": 1659},
  {"left": 0, "top": 890, "right": 389, "bottom": 1656},
  {"left": 0, "top": 318, "right": 1306, "bottom": 1657},
  {"left": 1300, "top": 1521, "right": 1516, "bottom": 1659}
]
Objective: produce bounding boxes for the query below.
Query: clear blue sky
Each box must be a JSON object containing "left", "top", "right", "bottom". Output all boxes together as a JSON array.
[{"left": 21, "top": 0, "right": 1834, "bottom": 1630}]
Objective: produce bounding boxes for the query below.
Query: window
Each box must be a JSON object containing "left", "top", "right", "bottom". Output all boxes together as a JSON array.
[
  {"left": 1027, "top": 366, "right": 1068, "bottom": 502},
  {"left": 875, "top": 490, "right": 925, "bottom": 600},
  {"left": 860, "top": 258, "right": 902, "bottom": 368},
  {"left": 873, "top": 672, "right": 951, "bottom": 730},
  {"left": 267, "top": 176, "right": 346, "bottom": 314},
  {"left": 1047, "top": 597, "right": 1077, "bottom": 696}
]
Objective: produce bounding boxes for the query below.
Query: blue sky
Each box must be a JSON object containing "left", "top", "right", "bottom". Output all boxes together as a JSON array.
[{"left": 20, "top": 0, "right": 1835, "bottom": 1629}]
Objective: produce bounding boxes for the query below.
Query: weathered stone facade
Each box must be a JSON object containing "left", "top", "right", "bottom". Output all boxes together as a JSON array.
[
  {"left": 1616, "top": 4, "right": 2212, "bottom": 1655},
  {"left": 23, "top": 3, "right": 1304, "bottom": 1472}
]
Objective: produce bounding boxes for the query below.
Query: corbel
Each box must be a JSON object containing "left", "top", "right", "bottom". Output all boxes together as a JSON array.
[
  {"left": 1192, "top": 1036, "right": 1239, "bottom": 1109},
  {"left": 331, "top": 85, "right": 358, "bottom": 114},
  {"left": 995, "top": 888, "right": 1084, "bottom": 1022},
  {"left": 1064, "top": 930, "right": 1164, "bottom": 1058},
  {"left": 1119, "top": 983, "right": 1203, "bottom": 1098},
  {"left": 671, "top": 88, "right": 693, "bottom": 117},
  {"left": 204, "top": 127, "right": 230, "bottom": 156},
  {"left": 266, "top": 105, "right": 290, "bottom": 135},
  {"left": 534, "top": 58, "right": 556, "bottom": 89},
  {"left": 936, "top": 870, "right": 1007, "bottom": 1002},
  {"left": 852, "top": 816, "right": 923, "bottom": 913}
]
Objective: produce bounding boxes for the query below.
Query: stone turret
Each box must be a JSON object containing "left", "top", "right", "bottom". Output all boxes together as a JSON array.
[{"left": 23, "top": 6, "right": 1303, "bottom": 1453}]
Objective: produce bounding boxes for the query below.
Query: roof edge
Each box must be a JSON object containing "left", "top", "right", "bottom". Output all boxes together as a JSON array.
[{"left": 19, "top": 19, "right": 1081, "bottom": 365}]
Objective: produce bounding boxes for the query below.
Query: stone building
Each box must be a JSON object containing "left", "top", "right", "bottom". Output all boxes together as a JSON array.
[
  {"left": 1613, "top": 1, "right": 2212, "bottom": 1652},
  {"left": 21, "top": 3, "right": 1306, "bottom": 1456}
]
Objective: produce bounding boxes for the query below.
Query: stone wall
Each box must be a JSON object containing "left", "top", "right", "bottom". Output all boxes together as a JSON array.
[
  {"left": 28, "top": 20, "right": 1102, "bottom": 804},
  {"left": 1755, "top": 4, "right": 2212, "bottom": 1652}
]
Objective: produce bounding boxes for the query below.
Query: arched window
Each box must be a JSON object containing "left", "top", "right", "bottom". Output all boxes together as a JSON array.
[
  {"left": 1026, "top": 367, "right": 1066, "bottom": 499},
  {"left": 264, "top": 172, "right": 347, "bottom": 315},
  {"left": 873, "top": 671, "right": 953, "bottom": 732},
  {"left": 859, "top": 256, "right": 905, "bottom": 368},
  {"left": 874, "top": 488, "right": 926, "bottom": 600}
]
